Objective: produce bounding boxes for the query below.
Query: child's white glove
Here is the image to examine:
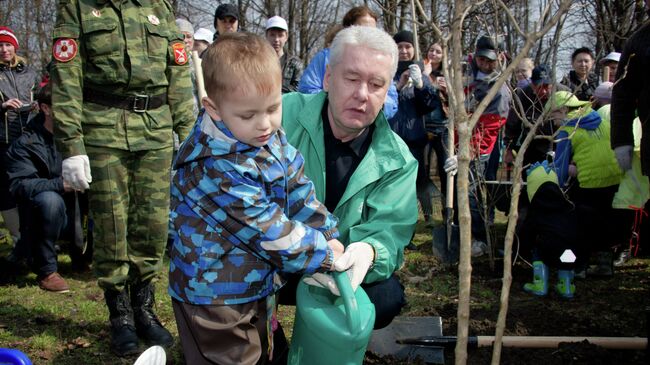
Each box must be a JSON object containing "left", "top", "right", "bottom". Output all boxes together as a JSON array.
[
  {"left": 303, "top": 272, "right": 341, "bottom": 296},
  {"left": 303, "top": 242, "right": 375, "bottom": 295},
  {"left": 62, "top": 155, "right": 92, "bottom": 192}
]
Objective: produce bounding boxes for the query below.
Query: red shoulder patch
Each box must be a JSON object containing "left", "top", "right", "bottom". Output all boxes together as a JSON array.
[
  {"left": 52, "top": 38, "right": 78, "bottom": 63},
  {"left": 172, "top": 42, "right": 188, "bottom": 65}
]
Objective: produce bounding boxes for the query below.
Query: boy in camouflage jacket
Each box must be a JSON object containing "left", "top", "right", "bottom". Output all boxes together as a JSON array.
[{"left": 168, "top": 33, "right": 344, "bottom": 365}]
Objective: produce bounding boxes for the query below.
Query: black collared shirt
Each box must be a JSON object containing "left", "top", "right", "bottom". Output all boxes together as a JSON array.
[{"left": 322, "top": 101, "right": 374, "bottom": 211}]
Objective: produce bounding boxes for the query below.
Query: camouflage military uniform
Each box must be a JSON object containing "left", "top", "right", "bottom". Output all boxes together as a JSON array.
[
  {"left": 52, "top": 0, "right": 194, "bottom": 354},
  {"left": 51, "top": 0, "right": 194, "bottom": 291},
  {"left": 280, "top": 53, "right": 303, "bottom": 93}
]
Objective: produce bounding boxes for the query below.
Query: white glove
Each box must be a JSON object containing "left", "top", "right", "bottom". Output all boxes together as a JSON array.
[
  {"left": 62, "top": 155, "right": 92, "bottom": 192},
  {"left": 303, "top": 273, "right": 341, "bottom": 296},
  {"left": 408, "top": 64, "right": 423, "bottom": 89},
  {"left": 333, "top": 241, "right": 374, "bottom": 292},
  {"left": 303, "top": 241, "right": 374, "bottom": 295},
  {"left": 443, "top": 155, "right": 458, "bottom": 176},
  {"left": 614, "top": 145, "right": 633, "bottom": 171}
]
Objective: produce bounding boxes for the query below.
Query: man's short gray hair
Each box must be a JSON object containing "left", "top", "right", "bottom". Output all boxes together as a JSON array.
[{"left": 329, "top": 26, "right": 398, "bottom": 77}]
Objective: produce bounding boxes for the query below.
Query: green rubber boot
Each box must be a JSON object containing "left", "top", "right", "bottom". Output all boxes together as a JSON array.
[
  {"left": 523, "top": 261, "right": 548, "bottom": 296},
  {"left": 556, "top": 270, "right": 575, "bottom": 299}
]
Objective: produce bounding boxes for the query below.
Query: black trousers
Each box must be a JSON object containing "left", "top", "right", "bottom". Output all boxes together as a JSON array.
[{"left": 18, "top": 191, "right": 91, "bottom": 276}]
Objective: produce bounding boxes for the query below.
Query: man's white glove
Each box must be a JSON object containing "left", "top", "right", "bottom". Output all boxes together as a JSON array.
[
  {"left": 303, "top": 241, "right": 374, "bottom": 295},
  {"left": 333, "top": 241, "right": 374, "bottom": 292},
  {"left": 443, "top": 155, "right": 458, "bottom": 176},
  {"left": 614, "top": 145, "right": 633, "bottom": 171},
  {"left": 62, "top": 155, "right": 92, "bottom": 192},
  {"left": 408, "top": 64, "right": 423, "bottom": 89}
]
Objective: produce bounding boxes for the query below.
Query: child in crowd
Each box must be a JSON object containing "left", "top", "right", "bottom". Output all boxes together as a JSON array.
[
  {"left": 521, "top": 161, "right": 580, "bottom": 299},
  {"left": 552, "top": 91, "right": 623, "bottom": 277},
  {"left": 167, "top": 32, "right": 344, "bottom": 365}
]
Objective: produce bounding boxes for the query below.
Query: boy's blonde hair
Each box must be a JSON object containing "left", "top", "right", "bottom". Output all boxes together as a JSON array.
[{"left": 202, "top": 32, "right": 281, "bottom": 101}]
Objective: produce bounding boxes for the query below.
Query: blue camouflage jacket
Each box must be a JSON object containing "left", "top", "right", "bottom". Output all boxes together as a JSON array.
[{"left": 168, "top": 111, "right": 339, "bottom": 305}]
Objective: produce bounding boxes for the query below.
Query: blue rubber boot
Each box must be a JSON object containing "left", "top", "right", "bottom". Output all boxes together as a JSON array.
[
  {"left": 556, "top": 270, "right": 575, "bottom": 299},
  {"left": 523, "top": 261, "right": 548, "bottom": 296}
]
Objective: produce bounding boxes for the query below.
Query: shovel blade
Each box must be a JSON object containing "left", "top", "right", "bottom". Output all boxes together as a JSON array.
[{"left": 432, "top": 223, "right": 459, "bottom": 264}]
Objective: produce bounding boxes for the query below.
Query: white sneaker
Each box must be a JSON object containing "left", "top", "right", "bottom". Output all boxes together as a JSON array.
[{"left": 471, "top": 240, "right": 488, "bottom": 257}]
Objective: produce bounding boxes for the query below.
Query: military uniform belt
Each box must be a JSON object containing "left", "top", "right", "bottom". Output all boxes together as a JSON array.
[{"left": 83, "top": 88, "right": 167, "bottom": 113}]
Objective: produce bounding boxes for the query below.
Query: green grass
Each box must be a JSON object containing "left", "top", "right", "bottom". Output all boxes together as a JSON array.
[
  {"left": 0, "top": 211, "right": 496, "bottom": 364},
  {"left": 2, "top": 211, "right": 648, "bottom": 364}
]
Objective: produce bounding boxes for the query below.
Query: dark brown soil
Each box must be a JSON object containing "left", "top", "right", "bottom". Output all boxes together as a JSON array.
[{"left": 365, "top": 247, "right": 649, "bottom": 364}]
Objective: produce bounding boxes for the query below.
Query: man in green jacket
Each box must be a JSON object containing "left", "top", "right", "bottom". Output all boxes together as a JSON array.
[
  {"left": 51, "top": 0, "right": 194, "bottom": 357},
  {"left": 282, "top": 26, "right": 418, "bottom": 331}
]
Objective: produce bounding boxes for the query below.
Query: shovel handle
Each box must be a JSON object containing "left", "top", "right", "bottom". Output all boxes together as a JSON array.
[
  {"left": 398, "top": 335, "right": 648, "bottom": 350},
  {"left": 445, "top": 117, "right": 455, "bottom": 209},
  {"left": 192, "top": 50, "right": 207, "bottom": 100}
]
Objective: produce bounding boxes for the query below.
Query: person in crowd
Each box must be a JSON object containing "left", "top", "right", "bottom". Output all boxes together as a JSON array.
[
  {"left": 213, "top": 3, "right": 239, "bottom": 41},
  {"left": 611, "top": 15, "right": 650, "bottom": 180},
  {"left": 280, "top": 26, "right": 417, "bottom": 353},
  {"left": 553, "top": 90, "right": 622, "bottom": 194},
  {"left": 484, "top": 39, "right": 512, "bottom": 186},
  {"left": 423, "top": 39, "right": 450, "bottom": 215},
  {"left": 5, "top": 83, "right": 92, "bottom": 293},
  {"left": 323, "top": 24, "right": 344, "bottom": 48},
  {"left": 514, "top": 57, "right": 534, "bottom": 89},
  {"left": 551, "top": 91, "right": 623, "bottom": 277},
  {"left": 193, "top": 28, "right": 213, "bottom": 56},
  {"left": 504, "top": 64, "right": 569, "bottom": 170},
  {"left": 175, "top": 18, "right": 194, "bottom": 52},
  {"left": 593, "top": 81, "right": 613, "bottom": 110},
  {"left": 389, "top": 30, "right": 442, "bottom": 228},
  {"left": 561, "top": 47, "right": 599, "bottom": 101},
  {"left": 594, "top": 81, "right": 645, "bottom": 268},
  {"left": 168, "top": 33, "right": 344, "bottom": 365},
  {"left": 0, "top": 26, "right": 39, "bottom": 262},
  {"left": 521, "top": 161, "right": 580, "bottom": 299},
  {"left": 611, "top": 13, "right": 650, "bottom": 266},
  {"left": 298, "top": 6, "right": 377, "bottom": 94},
  {"left": 176, "top": 18, "right": 199, "bottom": 117},
  {"left": 600, "top": 51, "right": 620, "bottom": 83},
  {"left": 265, "top": 16, "right": 303, "bottom": 93},
  {"left": 51, "top": 0, "right": 195, "bottom": 356},
  {"left": 455, "top": 35, "right": 512, "bottom": 256},
  {"left": 297, "top": 5, "right": 399, "bottom": 119}
]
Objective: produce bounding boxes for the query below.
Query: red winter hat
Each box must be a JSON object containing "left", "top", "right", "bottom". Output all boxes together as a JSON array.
[{"left": 0, "top": 27, "right": 19, "bottom": 50}]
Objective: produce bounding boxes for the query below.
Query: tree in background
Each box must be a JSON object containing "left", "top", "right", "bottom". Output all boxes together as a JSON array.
[{"left": 3, "top": 0, "right": 648, "bottom": 74}]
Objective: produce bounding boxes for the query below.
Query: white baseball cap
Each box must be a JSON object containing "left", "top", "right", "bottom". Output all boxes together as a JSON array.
[
  {"left": 600, "top": 51, "right": 621, "bottom": 64},
  {"left": 266, "top": 16, "right": 288, "bottom": 31},
  {"left": 194, "top": 28, "right": 214, "bottom": 43}
]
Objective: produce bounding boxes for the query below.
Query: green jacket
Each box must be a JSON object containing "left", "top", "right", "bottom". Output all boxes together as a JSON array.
[
  {"left": 282, "top": 92, "right": 418, "bottom": 283},
  {"left": 556, "top": 110, "right": 622, "bottom": 188},
  {"left": 51, "top": 0, "right": 194, "bottom": 157}
]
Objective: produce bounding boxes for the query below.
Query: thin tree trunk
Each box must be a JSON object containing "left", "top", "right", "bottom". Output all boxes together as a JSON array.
[
  {"left": 449, "top": 2, "right": 471, "bottom": 363},
  {"left": 489, "top": 3, "right": 574, "bottom": 363}
]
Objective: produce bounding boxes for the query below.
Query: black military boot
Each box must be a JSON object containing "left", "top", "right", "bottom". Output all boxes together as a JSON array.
[
  {"left": 104, "top": 289, "right": 139, "bottom": 357},
  {"left": 130, "top": 281, "right": 173, "bottom": 347}
]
